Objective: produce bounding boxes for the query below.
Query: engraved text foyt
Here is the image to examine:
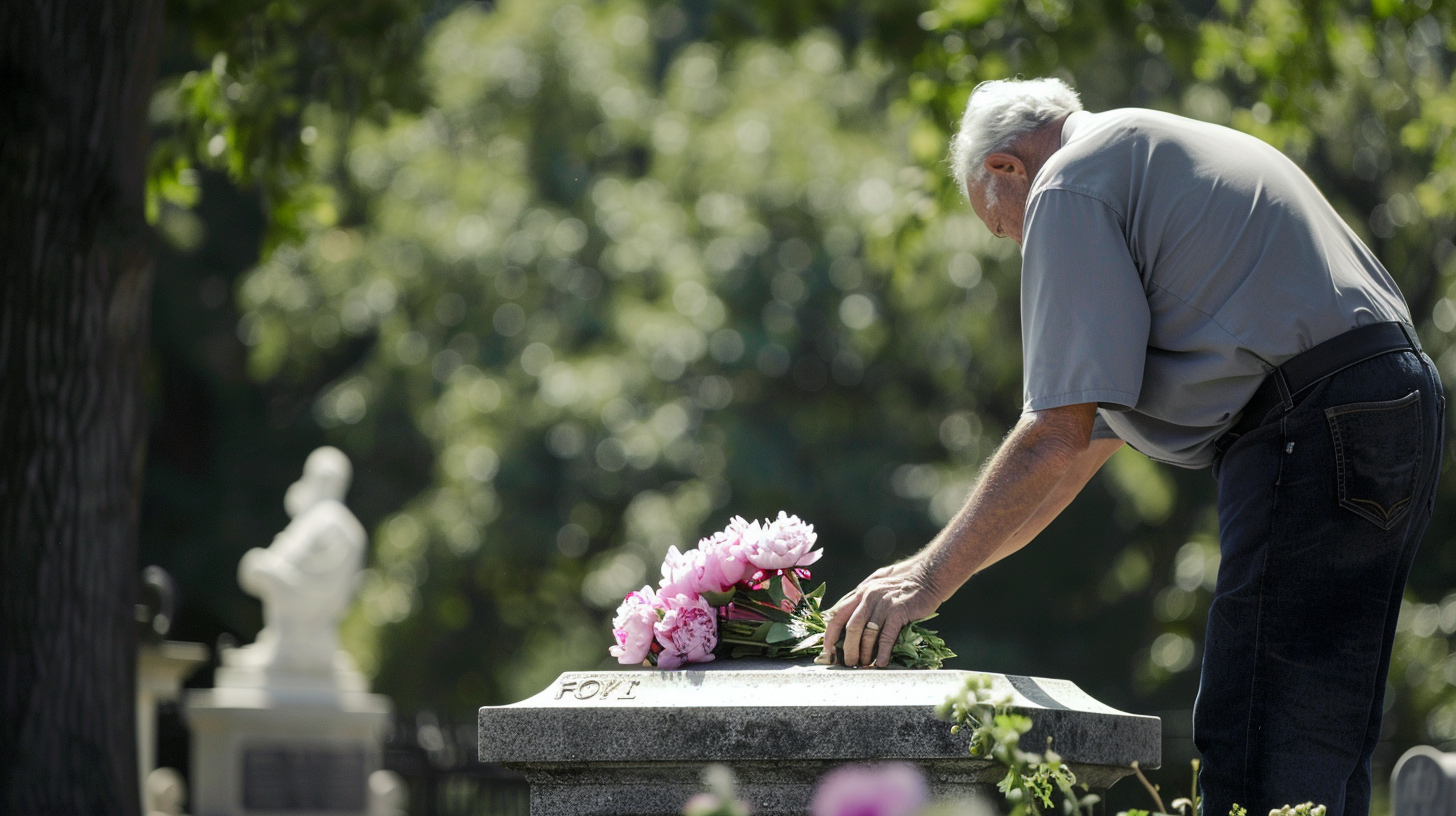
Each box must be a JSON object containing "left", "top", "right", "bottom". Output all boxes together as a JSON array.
[{"left": 555, "top": 678, "right": 640, "bottom": 701}]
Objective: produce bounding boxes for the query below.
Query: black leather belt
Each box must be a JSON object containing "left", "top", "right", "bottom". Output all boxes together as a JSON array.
[{"left": 1219, "top": 321, "right": 1421, "bottom": 447}]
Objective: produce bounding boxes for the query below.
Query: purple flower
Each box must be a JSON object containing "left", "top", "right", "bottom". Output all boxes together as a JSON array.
[
  {"left": 810, "top": 763, "right": 929, "bottom": 816},
  {"left": 609, "top": 586, "right": 661, "bottom": 665},
  {"left": 655, "top": 593, "right": 718, "bottom": 669},
  {"left": 742, "top": 512, "right": 822, "bottom": 571}
]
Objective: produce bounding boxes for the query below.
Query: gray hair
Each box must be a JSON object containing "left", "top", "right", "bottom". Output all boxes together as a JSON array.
[{"left": 948, "top": 77, "right": 1083, "bottom": 198}]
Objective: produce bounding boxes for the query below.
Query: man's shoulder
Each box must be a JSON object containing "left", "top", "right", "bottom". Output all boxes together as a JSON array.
[
  {"left": 1048, "top": 109, "right": 1179, "bottom": 172},
  {"left": 1035, "top": 110, "right": 1143, "bottom": 200},
  {"left": 1038, "top": 108, "right": 1264, "bottom": 202},
  {"left": 1067, "top": 107, "right": 1229, "bottom": 143}
]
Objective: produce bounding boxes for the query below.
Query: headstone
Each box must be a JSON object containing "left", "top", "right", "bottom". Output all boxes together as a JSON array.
[
  {"left": 479, "top": 660, "right": 1161, "bottom": 816},
  {"left": 1393, "top": 746, "right": 1456, "bottom": 816},
  {"left": 136, "top": 565, "right": 210, "bottom": 804},
  {"left": 138, "top": 640, "right": 208, "bottom": 797},
  {"left": 186, "top": 448, "right": 391, "bottom": 816}
]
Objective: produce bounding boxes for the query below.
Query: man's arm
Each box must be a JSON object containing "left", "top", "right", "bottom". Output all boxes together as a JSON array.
[
  {"left": 820, "top": 402, "right": 1119, "bottom": 667},
  {"left": 972, "top": 433, "right": 1122, "bottom": 572}
]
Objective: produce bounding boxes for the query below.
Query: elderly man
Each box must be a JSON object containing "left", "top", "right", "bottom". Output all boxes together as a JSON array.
[{"left": 820, "top": 78, "right": 1444, "bottom": 816}]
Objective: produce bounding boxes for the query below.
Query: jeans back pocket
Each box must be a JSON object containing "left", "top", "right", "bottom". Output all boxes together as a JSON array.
[{"left": 1325, "top": 390, "right": 1423, "bottom": 530}]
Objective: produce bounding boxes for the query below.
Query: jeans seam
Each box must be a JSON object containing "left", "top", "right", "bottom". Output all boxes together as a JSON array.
[
  {"left": 1324, "top": 390, "right": 1421, "bottom": 417},
  {"left": 1240, "top": 417, "right": 1285, "bottom": 807},
  {"left": 1329, "top": 408, "right": 1348, "bottom": 508}
]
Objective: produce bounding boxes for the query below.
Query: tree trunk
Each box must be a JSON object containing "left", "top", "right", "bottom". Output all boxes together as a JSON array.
[{"left": 0, "top": 1, "right": 163, "bottom": 813}]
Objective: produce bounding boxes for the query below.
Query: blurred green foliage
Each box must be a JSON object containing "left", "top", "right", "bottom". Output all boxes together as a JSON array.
[
  {"left": 142, "top": 0, "right": 1456, "bottom": 795},
  {"left": 239, "top": 0, "right": 1044, "bottom": 707}
]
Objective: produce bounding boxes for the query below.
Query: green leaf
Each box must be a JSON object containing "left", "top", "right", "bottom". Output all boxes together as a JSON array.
[
  {"left": 739, "top": 588, "right": 773, "bottom": 605},
  {"left": 792, "top": 632, "right": 825, "bottom": 651},
  {"left": 766, "top": 578, "right": 787, "bottom": 606},
  {"left": 765, "top": 622, "right": 796, "bottom": 644},
  {"left": 701, "top": 587, "right": 737, "bottom": 607}
]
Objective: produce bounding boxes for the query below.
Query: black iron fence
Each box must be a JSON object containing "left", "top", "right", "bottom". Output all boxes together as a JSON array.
[{"left": 384, "top": 711, "right": 529, "bottom": 816}]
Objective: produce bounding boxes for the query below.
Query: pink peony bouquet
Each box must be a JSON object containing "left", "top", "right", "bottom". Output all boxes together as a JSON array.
[{"left": 610, "top": 513, "right": 955, "bottom": 670}]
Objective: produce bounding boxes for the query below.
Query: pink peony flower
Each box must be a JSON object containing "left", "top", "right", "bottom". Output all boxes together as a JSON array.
[
  {"left": 659, "top": 545, "right": 727, "bottom": 600},
  {"left": 660, "top": 522, "right": 757, "bottom": 599},
  {"left": 609, "top": 586, "right": 661, "bottom": 665},
  {"left": 810, "top": 763, "right": 929, "bottom": 816},
  {"left": 742, "top": 512, "right": 822, "bottom": 570},
  {"left": 654, "top": 593, "right": 718, "bottom": 669},
  {"left": 699, "top": 522, "right": 754, "bottom": 586}
]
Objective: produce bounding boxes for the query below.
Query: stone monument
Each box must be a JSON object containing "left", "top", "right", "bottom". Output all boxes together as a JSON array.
[
  {"left": 479, "top": 660, "right": 1161, "bottom": 816},
  {"left": 1393, "top": 746, "right": 1456, "bottom": 816},
  {"left": 186, "top": 447, "right": 392, "bottom": 816}
]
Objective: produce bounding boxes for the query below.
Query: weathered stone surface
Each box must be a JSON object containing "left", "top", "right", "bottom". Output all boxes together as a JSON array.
[{"left": 479, "top": 660, "right": 1160, "bottom": 816}]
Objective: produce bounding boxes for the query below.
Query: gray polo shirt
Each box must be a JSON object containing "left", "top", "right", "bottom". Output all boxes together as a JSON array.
[{"left": 1021, "top": 108, "right": 1409, "bottom": 468}]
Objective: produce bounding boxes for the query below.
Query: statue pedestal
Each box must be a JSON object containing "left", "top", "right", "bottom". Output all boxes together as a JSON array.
[
  {"left": 479, "top": 660, "right": 1160, "bottom": 816},
  {"left": 185, "top": 653, "right": 391, "bottom": 816},
  {"left": 183, "top": 446, "right": 390, "bottom": 816}
]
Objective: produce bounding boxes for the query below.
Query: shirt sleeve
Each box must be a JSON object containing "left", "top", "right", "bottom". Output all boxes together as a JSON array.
[
  {"left": 1091, "top": 412, "right": 1121, "bottom": 441},
  {"left": 1020, "top": 188, "right": 1150, "bottom": 413}
]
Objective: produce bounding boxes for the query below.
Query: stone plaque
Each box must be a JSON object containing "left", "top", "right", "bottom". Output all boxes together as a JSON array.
[{"left": 241, "top": 744, "right": 367, "bottom": 811}]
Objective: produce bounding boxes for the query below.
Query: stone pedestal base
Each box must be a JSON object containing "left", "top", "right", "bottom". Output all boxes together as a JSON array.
[
  {"left": 521, "top": 760, "right": 1069, "bottom": 816},
  {"left": 479, "top": 660, "right": 1161, "bottom": 816},
  {"left": 185, "top": 686, "right": 390, "bottom": 816}
]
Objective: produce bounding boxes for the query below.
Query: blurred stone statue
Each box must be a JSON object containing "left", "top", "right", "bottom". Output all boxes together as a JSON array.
[
  {"left": 367, "top": 770, "right": 407, "bottom": 816},
  {"left": 217, "top": 446, "right": 368, "bottom": 693},
  {"left": 144, "top": 767, "right": 187, "bottom": 816}
]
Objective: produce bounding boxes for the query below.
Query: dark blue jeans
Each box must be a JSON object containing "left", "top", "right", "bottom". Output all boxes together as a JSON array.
[{"left": 1197, "top": 349, "right": 1445, "bottom": 816}]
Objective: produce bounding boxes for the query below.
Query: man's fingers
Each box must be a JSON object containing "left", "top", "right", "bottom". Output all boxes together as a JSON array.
[
  {"left": 858, "top": 621, "right": 882, "bottom": 667},
  {"left": 840, "top": 598, "right": 876, "bottom": 667},
  {"left": 820, "top": 593, "right": 862, "bottom": 664},
  {"left": 873, "top": 619, "right": 903, "bottom": 668}
]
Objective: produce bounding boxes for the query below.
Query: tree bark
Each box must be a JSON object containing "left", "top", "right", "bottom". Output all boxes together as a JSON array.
[{"left": 0, "top": 1, "right": 163, "bottom": 813}]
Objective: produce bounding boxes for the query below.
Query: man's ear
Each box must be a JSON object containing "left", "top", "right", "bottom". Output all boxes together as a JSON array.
[{"left": 983, "top": 152, "right": 1026, "bottom": 179}]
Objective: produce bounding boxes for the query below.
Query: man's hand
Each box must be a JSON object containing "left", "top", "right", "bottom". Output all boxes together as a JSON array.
[
  {"left": 819, "top": 555, "right": 944, "bottom": 668},
  {"left": 815, "top": 403, "right": 1116, "bottom": 669}
]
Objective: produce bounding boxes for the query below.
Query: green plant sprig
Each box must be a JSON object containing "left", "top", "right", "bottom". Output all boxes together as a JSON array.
[
  {"left": 935, "top": 675, "right": 1097, "bottom": 816},
  {"left": 939, "top": 676, "right": 1330, "bottom": 816},
  {"left": 715, "top": 578, "right": 957, "bottom": 668}
]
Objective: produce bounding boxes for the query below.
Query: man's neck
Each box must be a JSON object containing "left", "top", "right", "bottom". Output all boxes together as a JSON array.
[{"left": 1018, "top": 114, "right": 1070, "bottom": 182}]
